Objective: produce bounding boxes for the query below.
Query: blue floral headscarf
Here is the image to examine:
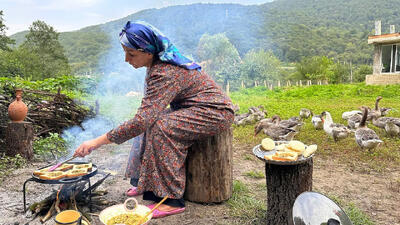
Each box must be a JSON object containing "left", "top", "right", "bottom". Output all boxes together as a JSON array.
[{"left": 119, "top": 21, "right": 201, "bottom": 71}]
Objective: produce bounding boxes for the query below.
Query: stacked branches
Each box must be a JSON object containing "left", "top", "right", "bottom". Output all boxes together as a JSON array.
[{"left": 0, "top": 88, "right": 95, "bottom": 151}]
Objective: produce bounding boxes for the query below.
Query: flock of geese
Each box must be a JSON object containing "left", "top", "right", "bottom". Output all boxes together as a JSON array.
[{"left": 254, "top": 96, "right": 400, "bottom": 151}]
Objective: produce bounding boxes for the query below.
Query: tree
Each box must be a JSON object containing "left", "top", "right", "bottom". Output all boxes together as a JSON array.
[
  {"left": 196, "top": 33, "right": 241, "bottom": 86},
  {"left": 21, "top": 20, "right": 70, "bottom": 79},
  {"left": 294, "top": 56, "right": 335, "bottom": 82},
  {"left": 0, "top": 10, "right": 15, "bottom": 51},
  {"left": 239, "top": 49, "right": 282, "bottom": 85},
  {"left": 354, "top": 64, "right": 372, "bottom": 82},
  {"left": 0, "top": 47, "right": 42, "bottom": 78}
]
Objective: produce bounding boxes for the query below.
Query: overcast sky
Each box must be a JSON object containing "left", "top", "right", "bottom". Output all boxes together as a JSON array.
[{"left": 1, "top": 0, "right": 271, "bottom": 35}]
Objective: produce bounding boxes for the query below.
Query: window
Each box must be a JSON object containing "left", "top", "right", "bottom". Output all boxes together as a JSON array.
[
  {"left": 397, "top": 45, "right": 400, "bottom": 72},
  {"left": 381, "top": 45, "right": 392, "bottom": 73},
  {"left": 381, "top": 44, "right": 400, "bottom": 73}
]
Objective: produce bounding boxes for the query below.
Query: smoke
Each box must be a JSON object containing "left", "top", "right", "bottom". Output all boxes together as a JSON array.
[{"left": 61, "top": 30, "right": 146, "bottom": 157}]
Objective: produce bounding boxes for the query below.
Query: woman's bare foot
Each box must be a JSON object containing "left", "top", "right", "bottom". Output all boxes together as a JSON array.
[{"left": 156, "top": 204, "right": 181, "bottom": 211}]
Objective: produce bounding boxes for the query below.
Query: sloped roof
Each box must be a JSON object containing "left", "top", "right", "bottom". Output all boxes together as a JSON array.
[{"left": 368, "top": 33, "right": 400, "bottom": 45}]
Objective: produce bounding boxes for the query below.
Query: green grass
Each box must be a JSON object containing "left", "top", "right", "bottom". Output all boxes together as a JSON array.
[
  {"left": 328, "top": 194, "right": 376, "bottom": 225},
  {"left": 243, "top": 154, "right": 255, "bottom": 161},
  {"left": 230, "top": 83, "right": 400, "bottom": 171},
  {"left": 227, "top": 180, "right": 267, "bottom": 224},
  {"left": 243, "top": 170, "right": 265, "bottom": 179}
]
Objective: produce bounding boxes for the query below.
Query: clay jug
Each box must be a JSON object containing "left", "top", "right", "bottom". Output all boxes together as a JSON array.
[{"left": 8, "top": 89, "right": 28, "bottom": 122}]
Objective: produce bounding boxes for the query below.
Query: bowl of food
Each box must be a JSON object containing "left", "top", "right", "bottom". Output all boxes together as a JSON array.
[{"left": 99, "top": 197, "right": 152, "bottom": 225}]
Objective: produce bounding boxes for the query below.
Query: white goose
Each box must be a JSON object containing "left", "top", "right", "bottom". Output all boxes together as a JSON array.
[
  {"left": 322, "top": 111, "right": 351, "bottom": 142},
  {"left": 355, "top": 107, "right": 383, "bottom": 150},
  {"left": 342, "top": 110, "right": 362, "bottom": 120}
]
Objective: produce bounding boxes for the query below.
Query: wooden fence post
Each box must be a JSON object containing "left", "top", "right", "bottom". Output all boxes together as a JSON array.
[
  {"left": 299, "top": 80, "right": 302, "bottom": 86},
  {"left": 226, "top": 81, "right": 230, "bottom": 95},
  {"left": 277, "top": 80, "right": 281, "bottom": 87},
  {"left": 241, "top": 80, "right": 245, "bottom": 89}
]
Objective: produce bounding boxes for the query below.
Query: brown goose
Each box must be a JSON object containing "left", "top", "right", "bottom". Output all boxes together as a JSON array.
[
  {"left": 355, "top": 107, "right": 383, "bottom": 150},
  {"left": 367, "top": 96, "right": 383, "bottom": 121},
  {"left": 380, "top": 107, "right": 392, "bottom": 116},
  {"left": 254, "top": 117, "right": 297, "bottom": 141},
  {"left": 311, "top": 112, "right": 323, "bottom": 130},
  {"left": 299, "top": 108, "right": 312, "bottom": 119},
  {"left": 272, "top": 115, "right": 303, "bottom": 131},
  {"left": 347, "top": 113, "right": 362, "bottom": 129},
  {"left": 385, "top": 121, "right": 400, "bottom": 137},
  {"left": 371, "top": 115, "right": 400, "bottom": 129}
]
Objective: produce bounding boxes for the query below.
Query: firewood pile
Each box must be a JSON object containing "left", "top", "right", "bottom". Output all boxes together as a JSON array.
[
  {"left": 0, "top": 88, "right": 95, "bottom": 137},
  {"left": 234, "top": 105, "right": 267, "bottom": 126}
]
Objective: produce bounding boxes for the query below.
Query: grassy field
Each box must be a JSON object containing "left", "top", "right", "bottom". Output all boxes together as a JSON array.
[
  {"left": 230, "top": 83, "right": 400, "bottom": 171},
  {"left": 228, "top": 83, "right": 400, "bottom": 225}
]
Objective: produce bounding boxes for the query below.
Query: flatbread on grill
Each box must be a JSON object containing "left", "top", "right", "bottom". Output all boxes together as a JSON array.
[
  {"left": 33, "top": 167, "right": 51, "bottom": 176},
  {"left": 66, "top": 168, "right": 89, "bottom": 178},
  {"left": 55, "top": 163, "right": 74, "bottom": 171},
  {"left": 73, "top": 163, "right": 92, "bottom": 171},
  {"left": 39, "top": 171, "right": 66, "bottom": 180}
]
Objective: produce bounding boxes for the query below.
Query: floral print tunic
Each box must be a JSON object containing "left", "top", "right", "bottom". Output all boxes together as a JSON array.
[{"left": 107, "top": 60, "right": 234, "bottom": 199}]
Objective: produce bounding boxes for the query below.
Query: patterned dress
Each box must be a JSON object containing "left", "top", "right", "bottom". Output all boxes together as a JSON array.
[{"left": 107, "top": 60, "right": 234, "bottom": 200}]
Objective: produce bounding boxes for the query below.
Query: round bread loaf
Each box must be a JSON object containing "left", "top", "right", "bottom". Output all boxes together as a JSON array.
[{"left": 261, "top": 138, "right": 275, "bottom": 151}]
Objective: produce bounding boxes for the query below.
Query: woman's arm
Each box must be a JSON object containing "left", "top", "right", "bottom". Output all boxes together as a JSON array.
[
  {"left": 73, "top": 133, "right": 112, "bottom": 157},
  {"left": 107, "top": 65, "right": 185, "bottom": 144}
]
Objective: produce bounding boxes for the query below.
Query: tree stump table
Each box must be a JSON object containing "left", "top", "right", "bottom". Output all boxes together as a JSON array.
[
  {"left": 185, "top": 127, "right": 233, "bottom": 203},
  {"left": 253, "top": 144, "right": 313, "bottom": 225},
  {"left": 5, "top": 121, "right": 34, "bottom": 160}
]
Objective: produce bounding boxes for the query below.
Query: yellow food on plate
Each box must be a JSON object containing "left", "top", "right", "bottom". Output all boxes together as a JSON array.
[
  {"left": 264, "top": 155, "right": 273, "bottom": 160},
  {"left": 261, "top": 138, "right": 275, "bottom": 151},
  {"left": 107, "top": 213, "right": 145, "bottom": 225},
  {"left": 272, "top": 151, "right": 298, "bottom": 161},
  {"left": 276, "top": 144, "right": 287, "bottom": 151},
  {"left": 264, "top": 151, "right": 298, "bottom": 161},
  {"left": 287, "top": 140, "right": 306, "bottom": 153},
  {"left": 303, "top": 144, "right": 318, "bottom": 157},
  {"left": 39, "top": 171, "right": 66, "bottom": 180}
]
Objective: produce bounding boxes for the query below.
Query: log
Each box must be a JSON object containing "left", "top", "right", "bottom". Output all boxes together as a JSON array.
[
  {"left": 185, "top": 127, "right": 233, "bottom": 203},
  {"left": 265, "top": 158, "right": 313, "bottom": 225},
  {"left": 5, "top": 122, "right": 34, "bottom": 160}
]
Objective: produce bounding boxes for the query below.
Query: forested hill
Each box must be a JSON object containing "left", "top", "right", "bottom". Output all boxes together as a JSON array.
[{"left": 10, "top": 0, "right": 400, "bottom": 73}]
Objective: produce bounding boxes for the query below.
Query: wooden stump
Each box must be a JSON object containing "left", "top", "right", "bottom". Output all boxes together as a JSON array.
[
  {"left": 265, "top": 158, "right": 313, "bottom": 225},
  {"left": 5, "top": 122, "right": 34, "bottom": 160},
  {"left": 185, "top": 127, "right": 233, "bottom": 203}
]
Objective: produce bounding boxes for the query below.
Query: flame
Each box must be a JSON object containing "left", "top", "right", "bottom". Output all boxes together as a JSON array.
[{"left": 56, "top": 185, "right": 64, "bottom": 202}]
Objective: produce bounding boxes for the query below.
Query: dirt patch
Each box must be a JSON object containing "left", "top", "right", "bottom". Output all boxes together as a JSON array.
[{"left": 0, "top": 142, "right": 399, "bottom": 225}]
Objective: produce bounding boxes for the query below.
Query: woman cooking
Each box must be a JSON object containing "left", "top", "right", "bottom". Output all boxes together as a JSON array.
[{"left": 73, "top": 21, "right": 234, "bottom": 218}]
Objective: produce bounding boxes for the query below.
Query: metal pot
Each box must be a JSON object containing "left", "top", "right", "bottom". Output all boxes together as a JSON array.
[{"left": 99, "top": 197, "right": 152, "bottom": 225}]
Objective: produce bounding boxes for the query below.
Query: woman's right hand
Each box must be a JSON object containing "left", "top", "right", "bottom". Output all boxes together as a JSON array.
[
  {"left": 73, "top": 134, "right": 112, "bottom": 157},
  {"left": 73, "top": 139, "right": 99, "bottom": 157}
]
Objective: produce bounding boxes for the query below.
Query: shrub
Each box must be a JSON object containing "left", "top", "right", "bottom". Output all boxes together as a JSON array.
[{"left": 33, "top": 133, "right": 68, "bottom": 160}]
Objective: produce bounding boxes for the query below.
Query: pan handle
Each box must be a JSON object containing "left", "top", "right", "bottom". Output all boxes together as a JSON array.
[{"left": 59, "top": 176, "right": 83, "bottom": 183}]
